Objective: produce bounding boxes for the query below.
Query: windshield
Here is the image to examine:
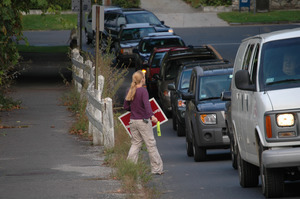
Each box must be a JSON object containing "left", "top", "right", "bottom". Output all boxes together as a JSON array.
[
  {"left": 120, "top": 27, "right": 155, "bottom": 41},
  {"left": 141, "top": 38, "right": 185, "bottom": 53},
  {"left": 179, "top": 69, "right": 192, "bottom": 90},
  {"left": 260, "top": 37, "right": 300, "bottom": 91},
  {"left": 151, "top": 52, "right": 166, "bottom": 68},
  {"left": 199, "top": 74, "right": 232, "bottom": 100},
  {"left": 126, "top": 13, "right": 161, "bottom": 25}
]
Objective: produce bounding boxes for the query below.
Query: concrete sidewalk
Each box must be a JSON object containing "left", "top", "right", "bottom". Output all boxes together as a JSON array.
[
  {"left": 140, "top": 0, "right": 230, "bottom": 27},
  {"left": 0, "top": 53, "right": 126, "bottom": 199}
]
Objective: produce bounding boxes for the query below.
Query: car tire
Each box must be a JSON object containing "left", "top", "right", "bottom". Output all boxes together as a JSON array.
[
  {"left": 177, "top": 122, "right": 185, "bottom": 137},
  {"left": 237, "top": 147, "right": 259, "bottom": 187},
  {"left": 186, "top": 137, "right": 193, "bottom": 157},
  {"left": 172, "top": 114, "right": 177, "bottom": 131},
  {"left": 192, "top": 134, "right": 206, "bottom": 162},
  {"left": 259, "top": 143, "right": 284, "bottom": 198},
  {"left": 85, "top": 31, "right": 92, "bottom": 44},
  {"left": 230, "top": 138, "right": 237, "bottom": 169}
]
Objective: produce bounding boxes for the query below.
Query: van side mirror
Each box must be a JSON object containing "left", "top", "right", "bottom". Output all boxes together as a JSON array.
[
  {"left": 182, "top": 92, "right": 195, "bottom": 100},
  {"left": 235, "top": 70, "right": 255, "bottom": 91}
]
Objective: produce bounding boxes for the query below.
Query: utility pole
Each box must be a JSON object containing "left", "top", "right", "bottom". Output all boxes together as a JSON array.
[
  {"left": 79, "top": 0, "right": 83, "bottom": 51},
  {"left": 95, "top": 6, "right": 100, "bottom": 90}
]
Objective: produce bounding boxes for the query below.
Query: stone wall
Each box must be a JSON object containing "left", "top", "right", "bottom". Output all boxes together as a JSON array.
[{"left": 232, "top": 0, "right": 300, "bottom": 11}]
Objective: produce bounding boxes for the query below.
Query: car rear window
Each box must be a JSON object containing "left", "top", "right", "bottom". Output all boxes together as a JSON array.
[
  {"left": 179, "top": 69, "right": 193, "bottom": 90},
  {"left": 141, "top": 38, "right": 185, "bottom": 53},
  {"left": 126, "top": 13, "right": 161, "bottom": 25},
  {"left": 151, "top": 52, "right": 166, "bottom": 68},
  {"left": 120, "top": 27, "right": 155, "bottom": 41}
]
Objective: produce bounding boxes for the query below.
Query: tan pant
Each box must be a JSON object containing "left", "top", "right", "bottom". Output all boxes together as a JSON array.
[{"left": 127, "top": 119, "right": 163, "bottom": 174}]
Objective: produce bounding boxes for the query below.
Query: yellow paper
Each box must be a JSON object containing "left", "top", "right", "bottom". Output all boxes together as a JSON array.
[{"left": 157, "top": 121, "right": 161, "bottom": 136}]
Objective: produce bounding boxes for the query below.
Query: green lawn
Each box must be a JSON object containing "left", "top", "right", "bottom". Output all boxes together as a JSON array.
[
  {"left": 22, "top": 14, "right": 78, "bottom": 30},
  {"left": 218, "top": 10, "right": 300, "bottom": 24}
]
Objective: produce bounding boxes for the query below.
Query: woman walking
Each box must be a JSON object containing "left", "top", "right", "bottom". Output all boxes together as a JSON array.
[{"left": 123, "top": 70, "right": 164, "bottom": 175}]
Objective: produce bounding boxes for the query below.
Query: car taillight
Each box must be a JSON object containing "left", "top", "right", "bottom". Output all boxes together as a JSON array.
[
  {"left": 177, "top": 99, "right": 186, "bottom": 108},
  {"left": 163, "top": 90, "right": 170, "bottom": 97}
]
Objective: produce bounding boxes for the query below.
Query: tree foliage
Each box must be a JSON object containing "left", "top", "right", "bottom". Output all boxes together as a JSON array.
[{"left": 0, "top": 0, "right": 46, "bottom": 90}]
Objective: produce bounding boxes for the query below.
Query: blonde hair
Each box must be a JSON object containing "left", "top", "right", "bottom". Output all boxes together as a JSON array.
[{"left": 125, "top": 70, "right": 144, "bottom": 101}]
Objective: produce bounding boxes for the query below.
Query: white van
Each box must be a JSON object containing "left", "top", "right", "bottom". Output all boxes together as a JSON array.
[{"left": 231, "top": 28, "right": 300, "bottom": 198}]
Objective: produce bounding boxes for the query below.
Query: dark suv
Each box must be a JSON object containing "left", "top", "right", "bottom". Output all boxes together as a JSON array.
[
  {"left": 154, "top": 46, "right": 223, "bottom": 117},
  {"left": 85, "top": 8, "right": 173, "bottom": 47},
  {"left": 143, "top": 46, "right": 188, "bottom": 97},
  {"left": 133, "top": 32, "right": 186, "bottom": 70},
  {"left": 182, "top": 65, "right": 233, "bottom": 162},
  {"left": 114, "top": 23, "right": 156, "bottom": 67},
  {"left": 168, "top": 60, "right": 232, "bottom": 137}
]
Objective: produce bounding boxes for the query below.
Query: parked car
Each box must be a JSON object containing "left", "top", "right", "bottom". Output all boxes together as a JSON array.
[
  {"left": 143, "top": 47, "right": 188, "bottom": 97},
  {"left": 85, "top": 7, "right": 173, "bottom": 48},
  {"left": 169, "top": 60, "right": 232, "bottom": 137},
  {"left": 153, "top": 45, "right": 223, "bottom": 117},
  {"left": 220, "top": 90, "right": 236, "bottom": 169},
  {"left": 133, "top": 32, "right": 186, "bottom": 70},
  {"left": 114, "top": 23, "right": 156, "bottom": 67},
  {"left": 182, "top": 65, "right": 233, "bottom": 161},
  {"left": 85, "top": 6, "right": 120, "bottom": 46},
  {"left": 104, "top": 8, "right": 173, "bottom": 41},
  {"left": 230, "top": 27, "right": 300, "bottom": 198}
]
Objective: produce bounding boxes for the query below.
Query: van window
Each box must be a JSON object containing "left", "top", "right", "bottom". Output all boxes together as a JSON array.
[
  {"left": 259, "top": 37, "right": 300, "bottom": 91},
  {"left": 242, "top": 44, "right": 255, "bottom": 70},
  {"left": 250, "top": 44, "right": 260, "bottom": 84}
]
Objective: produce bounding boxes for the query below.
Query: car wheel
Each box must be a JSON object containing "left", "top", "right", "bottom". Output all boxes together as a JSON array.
[
  {"left": 85, "top": 31, "right": 91, "bottom": 44},
  {"left": 172, "top": 113, "right": 177, "bottom": 131},
  {"left": 92, "top": 33, "right": 96, "bottom": 47},
  {"left": 237, "top": 147, "right": 259, "bottom": 187},
  {"left": 259, "top": 144, "right": 284, "bottom": 198},
  {"left": 177, "top": 122, "right": 185, "bottom": 137},
  {"left": 186, "top": 137, "right": 193, "bottom": 157},
  {"left": 192, "top": 135, "right": 206, "bottom": 162},
  {"left": 230, "top": 138, "right": 237, "bottom": 169}
]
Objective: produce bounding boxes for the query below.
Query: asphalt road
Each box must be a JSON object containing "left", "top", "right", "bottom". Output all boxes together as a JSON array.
[{"left": 9, "top": 24, "right": 300, "bottom": 198}]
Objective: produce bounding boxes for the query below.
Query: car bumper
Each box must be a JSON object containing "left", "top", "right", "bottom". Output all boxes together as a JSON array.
[
  {"left": 197, "top": 127, "right": 230, "bottom": 148},
  {"left": 262, "top": 147, "right": 300, "bottom": 168},
  {"left": 117, "top": 54, "right": 135, "bottom": 63}
]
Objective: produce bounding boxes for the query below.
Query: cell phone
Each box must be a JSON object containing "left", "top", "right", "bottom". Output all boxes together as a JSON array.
[{"left": 143, "top": 119, "right": 148, "bottom": 123}]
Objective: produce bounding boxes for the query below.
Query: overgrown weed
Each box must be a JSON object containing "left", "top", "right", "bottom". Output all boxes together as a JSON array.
[{"left": 61, "top": 87, "right": 90, "bottom": 140}]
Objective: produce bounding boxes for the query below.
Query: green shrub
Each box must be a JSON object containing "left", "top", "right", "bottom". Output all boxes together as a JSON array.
[
  {"left": 184, "top": 0, "right": 231, "bottom": 7},
  {"left": 29, "top": 0, "right": 71, "bottom": 10},
  {"left": 112, "top": 0, "right": 140, "bottom": 8}
]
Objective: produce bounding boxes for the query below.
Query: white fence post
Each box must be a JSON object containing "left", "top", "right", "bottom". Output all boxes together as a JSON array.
[{"left": 71, "top": 50, "right": 115, "bottom": 148}]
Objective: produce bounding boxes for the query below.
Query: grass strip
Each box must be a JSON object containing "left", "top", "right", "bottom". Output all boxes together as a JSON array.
[
  {"left": 218, "top": 10, "right": 300, "bottom": 24},
  {"left": 22, "top": 14, "right": 77, "bottom": 30}
]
